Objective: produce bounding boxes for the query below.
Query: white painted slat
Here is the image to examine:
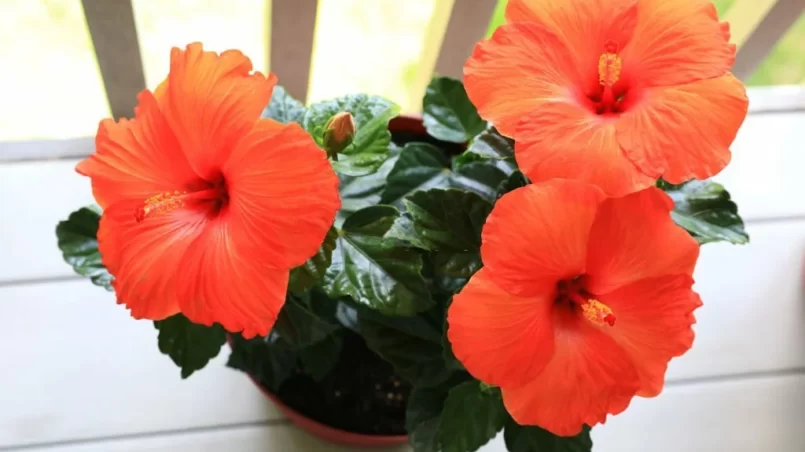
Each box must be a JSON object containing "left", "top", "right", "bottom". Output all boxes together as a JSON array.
[
  {"left": 2, "top": 222, "right": 804, "bottom": 448},
  {"left": 714, "top": 111, "right": 805, "bottom": 221},
  {"left": 590, "top": 374, "right": 805, "bottom": 452},
  {"left": 15, "top": 375, "right": 805, "bottom": 451},
  {"left": 0, "top": 280, "right": 280, "bottom": 449},
  {"left": 0, "top": 159, "right": 92, "bottom": 283},
  {"left": 2, "top": 111, "right": 804, "bottom": 284},
  {"left": 667, "top": 220, "right": 805, "bottom": 381}
]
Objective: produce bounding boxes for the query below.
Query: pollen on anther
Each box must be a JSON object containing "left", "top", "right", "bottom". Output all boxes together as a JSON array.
[
  {"left": 598, "top": 52, "right": 622, "bottom": 86},
  {"left": 134, "top": 191, "right": 187, "bottom": 223},
  {"left": 581, "top": 298, "right": 616, "bottom": 327}
]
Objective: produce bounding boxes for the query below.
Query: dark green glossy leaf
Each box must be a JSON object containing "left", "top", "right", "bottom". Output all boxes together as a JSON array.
[
  {"left": 304, "top": 94, "right": 400, "bottom": 176},
  {"left": 461, "top": 128, "right": 517, "bottom": 173},
  {"left": 660, "top": 179, "right": 749, "bottom": 245},
  {"left": 404, "top": 189, "right": 492, "bottom": 278},
  {"left": 323, "top": 206, "right": 432, "bottom": 315},
  {"left": 385, "top": 212, "right": 430, "bottom": 249},
  {"left": 288, "top": 227, "right": 338, "bottom": 293},
  {"left": 423, "top": 76, "right": 486, "bottom": 143},
  {"left": 299, "top": 333, "right": 343, "bottom": 381},
  {"left": 339, "top": 145, "right": 401, "bottom": 216},
  {"left": 154, "top": 314, "right": 226, "bottom": 379},
  {"left": 272, "top": 294, "right": 339, "bottom": 348},
  {"left": 357, "top": 304, "right": 451, "bottom": 386},
  {"left": 404, "top": 189, "right": 491, "bottom": 251},
  {"left": 466, "top": 128, "right": 514, "bottom": 160},
  {"left": 439, "top": 382, "right": 507, "bottom": 452},
  {"left": 497, "top": 170, "right": 529, "bottom": 199},
  {"left": 406, "top": 374, "right": 470, "bottom": 452},
  {"left": 451, "top": 162, "right": 509, "bottom": 202},
  {"left": 380, "top": 142, "right": 452, "bottom": 205},
  {"left": 55, "top": 206, "right": 112, "bottom": 290},
  {"left": 504, "top": 418, "right": 593, "bottom": 452},
  {"left": 227, "top": 334, "right": 298, "bottom": 392},
  {"left": 262, "top": 85, "right": 306, "bottom": 124}
]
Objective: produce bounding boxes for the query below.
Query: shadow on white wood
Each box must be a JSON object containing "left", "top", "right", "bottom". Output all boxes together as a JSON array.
[{"left": 0, "top": 280, "right": 281, "bottom": 449}]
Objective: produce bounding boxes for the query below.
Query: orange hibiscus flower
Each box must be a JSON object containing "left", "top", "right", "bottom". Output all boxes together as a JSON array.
[
  {"left": 464, "top": 0, "right": 749, "bottom": 196},
  {"left": 447, "top": 180, "right": 702, "bottom": 436},
  {"left": 77, "top": 43, "right": 340, "bottom": 338}
]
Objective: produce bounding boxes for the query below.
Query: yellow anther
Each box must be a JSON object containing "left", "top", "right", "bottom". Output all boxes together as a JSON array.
[
  {"left": 598, "top": 52, "right": 622, "bottom": 86},
  {"left": 581, "top": 298, "right": 616, "bottom": 327},
  {"left": 135, "top": 191, "right": 186, "bottom": 222}
]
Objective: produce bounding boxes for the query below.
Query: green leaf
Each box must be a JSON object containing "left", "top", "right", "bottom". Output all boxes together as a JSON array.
[
  {"left": 385, "top": 212, "right": 430, "bottom": 249},
  {"left": 272, "top": 294, "right": 339, "bottom": 348},
  {"left": 227, "top": 334, "right": 298, "bottom": 392},
  {"left": 441, "top": 304, "right": 463, "bottom": 371},
  {"left": 406, "top": 375, "right": 469, "bottom": 452},
  {"left": 339, "top": 145, "right": 401, "bottom": 216},
  {"left": 299, "top": 333, "right": 343, "bottom": 381},
  {"left": 323, "top": 206, "right": 432, "bottom": 315},
  {"left": 262, "top": 85, "right": 306, "bottom": 124},
  {"left": 439, "top": 382, "right": 507, "bottom": 452},
  {"left": 466, "top": 128, "right": 514, "bottom": 160},
  {"left": 503, "top": 418, "right": 593, "bottom": 452},
  {"left": 423, "top": 76, "right": 486, "bottom": 143},
  {"left": 404, "top": 189, "right": 492, "bottom": 278},
  {"left": 55, "top": 206, "right": 112, "bottom": 290},
  {"left": 304, "top": 94, "right": 400, "bottom": 176},
  {"left": 380, "top": 143, "right": 452, "bottom": 205},
  {"left": 357, "top": 304, "right": 452, "bottom": 387},
  {"left": 154, "top": 314, "right": 226, "bottom": 379},
  {"left": 405, "top": 189, "right": 491, "bottom": 251},
  {"left": 660, "top": 179, "right": 749, "bottom": 245},
  {"left": 496, "top": 170, "right": 529, "bottom": 199},
  {"left": 451, "top": 162, "right": 509, "bottom": 202},
  {"left": 288, "top": 227, "right": 338, "bottom": 293}
]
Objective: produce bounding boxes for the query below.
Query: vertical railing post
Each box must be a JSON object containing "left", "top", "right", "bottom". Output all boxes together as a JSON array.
[
  {"left": 268, "top": 0, "right": 319, "bottom": 103},
  {"left": 81, "top": 0, "right": 146, "bottom": 120}
]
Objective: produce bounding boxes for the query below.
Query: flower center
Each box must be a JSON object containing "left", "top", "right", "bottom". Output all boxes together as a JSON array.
[
  {"left": 556, "top": 277, "right": 616, "bottom": 327},
  {"left": 587, "top": 41, "right": 628, "bottom": 115},
  {"left": 134, "top": 174, "right": 229, "bottom": 222}
]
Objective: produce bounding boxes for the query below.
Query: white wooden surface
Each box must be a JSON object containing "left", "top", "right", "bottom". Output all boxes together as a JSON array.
[{"left": 1, "top": 87, "right": 804, "bottom": 451}]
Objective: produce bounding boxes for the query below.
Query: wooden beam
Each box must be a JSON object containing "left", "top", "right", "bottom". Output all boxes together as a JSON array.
[
  {"left": 732, "top": 0, "right": 805, "bottom": 81},
  {"left": 269, "top": 0, "right": 319, "bottom": 102},
  {"left": 721, "top": 0, "right": 780, "bottom": 48},
  {"left": 434, "top": 0, "right": 499, "bottom": 79},
  {"left": 81, "top": 0, "right": 146, "bottom": 120}
]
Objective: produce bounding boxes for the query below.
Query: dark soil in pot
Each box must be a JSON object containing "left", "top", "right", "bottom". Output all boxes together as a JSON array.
[{"left": 271, "top": 331, "right": 410, "bottom": 436}]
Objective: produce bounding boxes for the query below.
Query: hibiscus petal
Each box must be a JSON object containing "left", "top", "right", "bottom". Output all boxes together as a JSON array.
[
  {"left": 620, "top": 0, "right": 735, "bottom": 88},
  {"left": 617, "top": 74, "right": 748, "bottom": 182},
  {"left": 463, "top": 22, "right": 582, "bottom": 137},
  {"left": 98, "top": 200, "right": 207, "bottom": 320},
  {"left": 502, "top": 307, "right": 640, "bottom": 436},
  {"left": 447, "top": 268, "right": 555, "bottom": 387},
  {"left": 585, "top": 187, "right": 700, "bottom": 294},
  {"left": 76, "top": 90, "right": 196, "bottom": 209},
  {"left": 514, "top": 102, "right": 655, "bottom": 197},
  {"left": 162, "top": 42, "right": 277, "bottom": 180},
  {"left": 176, "top": 217, "right": 289, "bottom": 338},
  {"left": 506, "top": 0, "right": 638, "bottom": 94},
  {"left": 481, "top": 180, "right": 605, "bottom": 296},
  {"left": 599, "top": 275, "right": 702, "bottom": 397},
  {"left": 223, "top": 119, "right": 341, "bottom": 269}
]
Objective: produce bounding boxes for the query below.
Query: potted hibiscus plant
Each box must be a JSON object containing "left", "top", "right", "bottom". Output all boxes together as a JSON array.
[{"left": 56, "top": 1, "right": 750, "bottom": 450}]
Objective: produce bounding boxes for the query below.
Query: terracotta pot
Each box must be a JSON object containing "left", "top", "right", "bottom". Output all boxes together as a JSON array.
[
  {"left": 237, "top": 115, "right": 437, "bottom": 448},
  {"left": 246, "top": 373, "right": 409, "bottom": 448}
]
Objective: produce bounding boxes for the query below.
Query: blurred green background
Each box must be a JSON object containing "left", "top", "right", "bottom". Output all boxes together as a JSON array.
[{"left": 2, "top": 0, "right": 802, "bottom": 141}]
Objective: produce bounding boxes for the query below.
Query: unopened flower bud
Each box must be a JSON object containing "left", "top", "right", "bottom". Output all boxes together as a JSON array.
[{"left": 323, "top": 112, "right": 356, "bottom": 160}]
